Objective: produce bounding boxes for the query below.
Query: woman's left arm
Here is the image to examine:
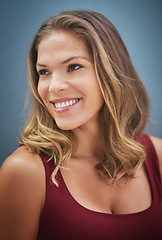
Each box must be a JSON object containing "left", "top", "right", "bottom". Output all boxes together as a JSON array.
[
  {"left": 150, "top": 136, "right": 162, "bottom": 178},
  {"left": 150, "top": 135, "right": 162, "bottom": 210}
]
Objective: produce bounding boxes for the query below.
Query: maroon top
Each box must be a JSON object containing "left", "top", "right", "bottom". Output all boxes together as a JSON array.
[{"left": 37, "top": 134, "right": 162, "bottom": 240}]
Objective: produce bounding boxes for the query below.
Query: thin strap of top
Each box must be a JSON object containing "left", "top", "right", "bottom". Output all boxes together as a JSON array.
[{"left": 138, "top": 133, "right": 162, "bottom": 199}]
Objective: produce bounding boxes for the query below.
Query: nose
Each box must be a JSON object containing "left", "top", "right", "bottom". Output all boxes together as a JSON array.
[{"left": 48, "top": 72, "right": 68, "bottom": 93}]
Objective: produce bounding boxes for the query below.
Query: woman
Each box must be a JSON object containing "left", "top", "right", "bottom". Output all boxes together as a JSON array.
[{"left": 0, "top": 10, "right": 162, "bottom": 240}]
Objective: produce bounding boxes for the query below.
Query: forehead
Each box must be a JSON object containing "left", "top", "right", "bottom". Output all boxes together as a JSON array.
[
  {"left": 36, "top": 30, "right": 92, "bottom": 65},
  {"left": 38, "top": 30, "right": 88, "bottom": 54}
]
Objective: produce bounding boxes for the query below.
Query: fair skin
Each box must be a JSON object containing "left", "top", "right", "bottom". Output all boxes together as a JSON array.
[
  {"left": 37, "top": 30, "right": 104, "bottom": 132},
  {"left": 0, "top": 31, "right": 162, "bottom": 239}
]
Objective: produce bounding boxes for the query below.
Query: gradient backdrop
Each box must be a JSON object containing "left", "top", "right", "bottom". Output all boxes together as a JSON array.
[{"left": 0, "top": 0, "right": 162, "bottom": 166}]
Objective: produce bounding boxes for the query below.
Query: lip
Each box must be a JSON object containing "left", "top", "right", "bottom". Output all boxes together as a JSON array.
[{"left": 50, "top": 97, "right": 82, "bottom": 113}]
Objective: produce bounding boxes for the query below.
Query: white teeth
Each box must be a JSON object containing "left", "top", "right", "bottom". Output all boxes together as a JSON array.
[
  {"left": 54, "top": 99, "right": 79, "bottom": 108},
  {"left": 61, "top": 102, "right": 66, "bottom": 107},
  {"left": 69, "top": 100, "right": 73, "bottom": 105},
  {"left": 66, "top": 101, "right": 69, "bottom": 106}
]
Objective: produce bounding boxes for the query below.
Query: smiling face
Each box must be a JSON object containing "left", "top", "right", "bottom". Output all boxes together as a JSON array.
[{"left": 37, "top": 31, "right": 104, "bottom": 131}]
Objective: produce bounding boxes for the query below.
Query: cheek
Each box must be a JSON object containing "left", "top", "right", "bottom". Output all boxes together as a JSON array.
[{"left": 37, "top": 81, "right": 48, "bottom": 102}]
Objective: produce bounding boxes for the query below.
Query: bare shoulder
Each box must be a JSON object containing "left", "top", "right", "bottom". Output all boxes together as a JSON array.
[
  {"left": 3, "top": 145, "right": 42, "bottom": 168},
  {"left": 149, "top": 135, "right": 162, "bottom": 178},
  {"left": 0, "top": 146, "right": 45, "bottom": 190},
  {"left": 0, "top": 146, "right": 45, "bottom": 240}
]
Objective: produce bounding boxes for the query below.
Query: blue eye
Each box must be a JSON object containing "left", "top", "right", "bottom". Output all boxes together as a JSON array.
[
  {"left": 38, "top": 69, "right": 50, "bottom": 76},
  {"left": 68, "top": 64, "right": 82, "bottom": 72}
]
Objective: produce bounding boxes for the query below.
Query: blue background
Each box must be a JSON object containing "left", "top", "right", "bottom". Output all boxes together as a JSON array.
[{"left": 0, "top": 0, "right": 162, "bottom": 166}]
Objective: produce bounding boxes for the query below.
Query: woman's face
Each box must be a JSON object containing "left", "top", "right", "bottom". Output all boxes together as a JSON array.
[{"left": 37, "top": 30, "right": 104, "bottom": 130}]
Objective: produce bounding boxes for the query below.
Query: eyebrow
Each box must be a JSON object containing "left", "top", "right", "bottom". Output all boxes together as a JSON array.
[
  {"left": 36, "top": 63, "right": 48, "bottom": 67},
  {"left": 61, "top": 56, "right": 91, "bottom": 64},
  {"left": 36, "top": 56, "right": 91, "bottom": 67}
]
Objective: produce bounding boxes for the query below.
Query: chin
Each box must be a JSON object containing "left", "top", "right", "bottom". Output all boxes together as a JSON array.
[
  {"left": 55, "top": 122, "right": 76, "bottom": 131},
  {"left": 58, "top": 126, "right": 73, "bottom": 131}
]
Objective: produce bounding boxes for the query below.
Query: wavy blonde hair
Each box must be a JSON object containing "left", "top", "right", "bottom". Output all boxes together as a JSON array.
[{"left": 21, "top": 10, "right": 149, "bottom": 186}]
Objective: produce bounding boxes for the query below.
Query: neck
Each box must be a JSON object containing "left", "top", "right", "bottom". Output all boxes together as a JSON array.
[{"left": 72, "top": 122, "right": 103, "bottom": 160}]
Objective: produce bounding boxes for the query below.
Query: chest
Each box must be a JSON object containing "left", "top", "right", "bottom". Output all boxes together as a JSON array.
[
  {"left": 38, "top": 158, "right": 162, "bottom": 240},
  {"left": 60, "top": 163, "right": 152, "bottom": 215}
]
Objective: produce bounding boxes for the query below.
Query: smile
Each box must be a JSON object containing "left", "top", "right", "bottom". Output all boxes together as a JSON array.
[{"left": 54, "top": 99, "right": 79, "bottom": 108}]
